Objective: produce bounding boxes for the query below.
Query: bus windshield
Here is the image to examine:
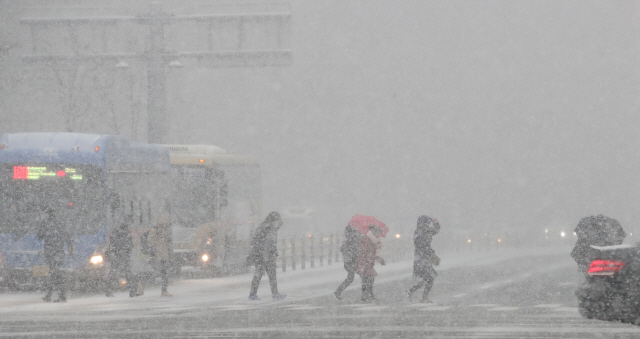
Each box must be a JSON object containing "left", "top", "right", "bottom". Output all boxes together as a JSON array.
[
  {"left": 171, "top": 165, "right": 215, "bottom": 228},
  {"left": 0, "top": 164, "right": 105, "bottom": 235}
]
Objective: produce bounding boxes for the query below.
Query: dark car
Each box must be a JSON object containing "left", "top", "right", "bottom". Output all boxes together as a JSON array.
[{"left": 575, "top": 244, "right": 640, "bottom": 325}]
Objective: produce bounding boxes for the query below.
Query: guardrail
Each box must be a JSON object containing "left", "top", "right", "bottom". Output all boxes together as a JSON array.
[{"left": 274, "top": 232, "right": 530, "bottom": 272}]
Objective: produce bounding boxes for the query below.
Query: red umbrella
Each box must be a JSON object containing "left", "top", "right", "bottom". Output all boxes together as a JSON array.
[{"left": 348, "top": 215, "right": 389, "bottom": 238}]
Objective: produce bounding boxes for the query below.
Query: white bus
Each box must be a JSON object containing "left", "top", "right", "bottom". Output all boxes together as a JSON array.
[
  {"left": 280, "top": 207, "right": 316, "bottom": 238},
  {"left": 164, "top": 145, "right": 262, "bottom": 275}
]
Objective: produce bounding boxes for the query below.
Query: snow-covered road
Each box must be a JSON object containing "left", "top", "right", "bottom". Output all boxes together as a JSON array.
[{"left": 1, "top": 246, "right": 639, "bottom": 338}]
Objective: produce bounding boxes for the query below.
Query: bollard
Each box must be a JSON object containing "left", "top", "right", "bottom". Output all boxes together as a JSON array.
[
  {"left": 281, "top": 238, "right": 286, "bottom": 272},
  {"left": 336, "top": 235, "right": 341, "bottom": 263},
  {"left": 291, "top": 237, "right": 296, "bottom": 270},
  {"left": 319, "top": 234, "right": 324, "bottom": 267},
  {"left": 301, "top": 236, "right": 306, "bottom": 269},
  {"left": 328, "top": 234, "right": 333, "bottom": 265},
  {"left": 310, "top": 235, "right": 315, "bottom": 268}
]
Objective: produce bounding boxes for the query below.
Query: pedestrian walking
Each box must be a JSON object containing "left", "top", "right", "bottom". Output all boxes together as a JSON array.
[
  {"left": 571, "top": 214, "right": 626, "bottom": 273},
  {"left": 247, "top": 211, "right": 286, "bottom": 301},
  {"left": 333, "top": 224, "right": 363, "bottom": 300},
  {"left": 38, "top": 208, "right": 74, "bottom": 303},
  {"left": 407, "top": 215, "right": 441, "bottom": 303},
  {"left": 356, "top": 225, "right": 385, "bottom": 303},
  {"left": 148, "top": 212, "right": 173, "bottom": 297},
  {"left": 105, "top": 215, "right": 138, "bottom": 297}
]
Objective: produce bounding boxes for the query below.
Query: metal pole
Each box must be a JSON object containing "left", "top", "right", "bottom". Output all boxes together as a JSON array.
[
  {"left": 336, "top": 235, "right": 340, "bottom": 263},
  {"left": 281, "top": 238, "right": 286, "bottom": 272},
  {"left": 291, "top": 237, "right": 296, "bottom": 270},
  {"left": 319, "top": 234, "right": 323, "bottom": 267},
  {"left": 301, "top": 236, "right": 306, "bottom": 269},
  {"left": 310, "top": 235, "right": 314, "bottom": 268},
  {"left": 146, "top": 3, "right": 168, "bottom": 143},
  {"left": 328, "top": 234, "right": 333, "bottom": 266}
]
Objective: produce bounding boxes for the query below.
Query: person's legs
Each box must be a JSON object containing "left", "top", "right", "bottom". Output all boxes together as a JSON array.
[
  {"left": 105, "top": 260, "right": 120, "bottom": 296},
  {"left": 124, "top": 261, "right": 138, "bottom": 297},
  {"left": 51, "top": 261, "right": 65, "bottom": 302},
  {"left": 335, "top": 270, "right": 355, "bottom": 296},
  {"left": 420, "top": 275, "right": 435, "bottom": 302},
  {"left": 160, "top": 260, "right": 169, "bottom": 293},
  {"left": 368, "top": 276, "right": 376, "bottom": 300},
  {"left": 361, "top": 276, "right": 374, "bottom": 301},
  {"left": 264, "top": 260, "right": 278, "bottom": 295},
  {"left": 43, "top": 260, "right": 55, "bottom": 301},
  {"left": 249, "top": 263, "right": 264, "bottom": 297},
  {"left": 408, "top": 278, "right": 426, "bottom": 294}
]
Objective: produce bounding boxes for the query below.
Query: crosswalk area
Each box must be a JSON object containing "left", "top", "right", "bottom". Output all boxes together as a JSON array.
[{"left": 210, "top": 301, "right": 580, "bottom": 314}]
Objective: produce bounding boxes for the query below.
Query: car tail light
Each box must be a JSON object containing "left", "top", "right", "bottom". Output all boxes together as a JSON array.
[{"left": 587, "top": 260, "right": 626, "bottom": 276}]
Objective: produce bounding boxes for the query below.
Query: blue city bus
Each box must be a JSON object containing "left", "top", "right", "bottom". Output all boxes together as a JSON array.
[{"left": 0, "top": 133, "right": 171, "bottom": 290}]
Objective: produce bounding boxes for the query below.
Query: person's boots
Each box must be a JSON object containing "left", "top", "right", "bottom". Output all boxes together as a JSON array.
[
  {"left": 333, "top": 291, "right": 343, "bottom": 300},
  {"left": 54, "top": 292, "right": 66, "bottom": 303},
  {"left": 42, "top": 290, "right": 52, "bottom": 302},
  {"left": 136, "top": 281, "right": 145, "bottom": 296},
  {"left": 161, "top": 290, "right": 172, "bottom": 297},
  {"left": 272, "top": 293, "right": 286, "bottom": 300}
]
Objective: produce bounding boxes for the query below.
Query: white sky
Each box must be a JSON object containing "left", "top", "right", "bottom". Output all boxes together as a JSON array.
[
  {"left": 1, "top": 1, "right": 638, "bottom": 236},
  {"left": 174, "top": 1, "right": 639, "bottom": 234}
]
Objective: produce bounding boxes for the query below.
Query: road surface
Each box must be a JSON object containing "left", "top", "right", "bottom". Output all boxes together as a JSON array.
[{"left": 1, "top": 247, "right": 638, "bottom": 338}]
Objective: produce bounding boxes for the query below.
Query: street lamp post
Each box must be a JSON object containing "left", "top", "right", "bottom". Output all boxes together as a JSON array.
[{"left": 144, "top": 3, "right": 169, "bottom": 143}]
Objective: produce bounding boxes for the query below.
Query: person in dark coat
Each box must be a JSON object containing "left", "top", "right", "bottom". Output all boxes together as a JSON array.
[
  {"left": 38, "top": 208, "right": 74, "bottom": 303},
  {"left": 407, "top": 215, "right": 441, "bottom": 303},
  {"left": 333, "top": 225, "right": 363, "bottom": 300},
  {"left": 148, "top": 212, "right": 173, "bottom": 297},
  {"left": 571, "top": 214, "right": 626, "bottom": 273},
  {"left": 356, "top": 225, "right": 385, "bottom": 303},
  {"left": 247, "top": 212, "right": 286, "bottom": 301},
  {"left": 105, "top": 215, "right": 138, "bottom": 297}
]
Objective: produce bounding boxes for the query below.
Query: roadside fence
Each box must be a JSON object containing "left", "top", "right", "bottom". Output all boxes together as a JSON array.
[{"left": 275, "top": 231, "right": 521, "bottom": 272}]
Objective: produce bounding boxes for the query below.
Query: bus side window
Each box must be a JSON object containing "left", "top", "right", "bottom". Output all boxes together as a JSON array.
[
  {"left": 148, "top": 200, "right": 152, "bottom": 225},
  {"left": 139, "top": 200, "right": 144, "bottom": 226}
]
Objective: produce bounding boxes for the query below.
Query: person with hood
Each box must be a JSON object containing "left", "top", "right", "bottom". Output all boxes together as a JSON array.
[
  {"left": 356, "top": 225, "right": 385, "bottom": 303},
  {"left": 38, "top": 208, "right": 74, "bottom": 303},
  {"left": 247, "top": 211, "right": 286, "bottom": 301},
  {"left": 148, "top": 212, "right": 173, "bottom": 297},
  {"left": 333, "top": 224, "right": 363, "bottom": 300},
  {"left": 407, "top": 215, "right": 441, "bottom": 303},
  {"left": 105, "top": 215, "right": 137, "bottom": 297},
  {"left": 571, "top": 214, "right": 626, "bottom": 273}
]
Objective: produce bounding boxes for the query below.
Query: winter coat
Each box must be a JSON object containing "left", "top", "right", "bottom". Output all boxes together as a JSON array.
[
  {"left": 340, "top": 225, "right": 362, "bottom": 264},
  {"left": 571, "top": 215, "right": 626, "bottom": 268},
  {"left": 570, "top": 238, "right": 592, "bottom": 269},
  {"left": 356, "top": 231, "right": 382, "bottom": 277},
  {"left": 37, "top": 220, "right": 73, "bottom": 265},
  {"left": 106, "top": 223, "right": 133, "bottom": 264},
  {"left": 413, "top": 226, "right": 438, "bottom": 279},
  {"left": 248, "top": 221, "right": 279, "bottom": 265},
  {"left": 149, "top": 215, "right": 172, "bottom": 261},
  {"left": 574, "top": 215, "right": 626, "bottom": 245}
]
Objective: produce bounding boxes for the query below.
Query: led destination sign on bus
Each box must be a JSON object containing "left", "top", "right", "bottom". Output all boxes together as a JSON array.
[{"left": 13, "top": 166, "right": 83, "bottom": 180}]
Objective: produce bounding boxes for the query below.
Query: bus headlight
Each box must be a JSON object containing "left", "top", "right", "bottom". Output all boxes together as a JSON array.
[
  {"left": 90, "top": 255, "right": 103, "bottom": 265},
  {"left": 201, "top": 254, "right": 209, "bottom": 262}
]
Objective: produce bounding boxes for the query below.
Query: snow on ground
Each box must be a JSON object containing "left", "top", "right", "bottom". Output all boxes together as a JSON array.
[{"left": 0, "top": 246, "right": 569, "bottom": 321}]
